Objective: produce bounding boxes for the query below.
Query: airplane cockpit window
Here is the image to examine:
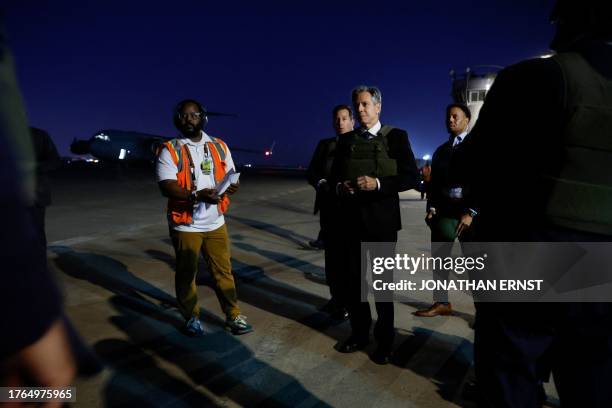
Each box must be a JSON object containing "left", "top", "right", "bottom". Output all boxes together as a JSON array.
[{"left": 94, "top": 133, "right": 110, "bottom": 141}]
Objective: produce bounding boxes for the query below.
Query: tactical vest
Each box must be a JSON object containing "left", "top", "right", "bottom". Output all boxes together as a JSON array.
[
  {"left": 544, "top": 52, "right": 612, "bottom": 235},
  {"left": 334, "top": 125, "right": 398, "bottom": 180}
]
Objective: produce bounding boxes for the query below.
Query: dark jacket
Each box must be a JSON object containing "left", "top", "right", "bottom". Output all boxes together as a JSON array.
[
  {"left": 330, "top": 126, "right": 419, "bottom": 235},
  {"left": 306, "top": 136, "right": 337, "bottom": 214},
  {"left": 427, "top": 136, "right": 471, "bottom": 218},
  {"left": 30, "top": 127, "right": 61, "bottom": 207}
]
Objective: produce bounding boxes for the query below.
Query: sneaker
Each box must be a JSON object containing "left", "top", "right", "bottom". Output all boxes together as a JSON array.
[
  {"left": 184, "top": 316, "right": 204, "bottom": 337},
  {"left": 226, "top": 314, "right": 253, "bottom": 335}
]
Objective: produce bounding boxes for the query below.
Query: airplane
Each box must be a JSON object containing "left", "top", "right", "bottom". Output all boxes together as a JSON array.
[{"left": 70, "top": 110, "right": 275, "bottom": 163}]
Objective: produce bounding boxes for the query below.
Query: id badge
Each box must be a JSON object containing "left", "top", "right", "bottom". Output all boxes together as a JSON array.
[{"left": 201, "top": 159, "right": 212, "bottom": 175}]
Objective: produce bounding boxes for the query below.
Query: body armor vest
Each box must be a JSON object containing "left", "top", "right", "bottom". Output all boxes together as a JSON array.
[
  {"left": 335, "top": 125, "right": 398, "bottom": 181},
  {"left": 544, "top": 52, "right": 612, "bottom": 235}
]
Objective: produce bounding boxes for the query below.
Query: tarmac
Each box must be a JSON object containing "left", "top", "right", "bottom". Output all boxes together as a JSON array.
[{"left": 44, "top": 164, "right": 559, "bottom": 407}]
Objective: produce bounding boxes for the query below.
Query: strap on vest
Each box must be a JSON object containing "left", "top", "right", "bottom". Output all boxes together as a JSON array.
[
  {"left": 208, "top": 137, "right": 227, "bottom": 161},
  {"left": 544, "top": 53, "right": 612, "bottom": 234},
  {"left": 378, "top": 125, "right": 394, "bottom": 138}
]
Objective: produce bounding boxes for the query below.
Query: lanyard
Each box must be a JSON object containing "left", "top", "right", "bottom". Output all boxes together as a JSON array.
[{"left": 182, "top": 145, "right": 197, "bottom": 190}]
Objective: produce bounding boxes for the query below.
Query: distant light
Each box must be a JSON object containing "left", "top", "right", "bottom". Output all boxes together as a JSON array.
[
  {"left": 264, "top": 151, "right": 272, "bottom": 156},
  {"left": 244, "top": 163, "right": 252, "bottom": 167},
  {"left": 118, "top": 148, "right": 127, "bottom": 160},
  {"left": 422, "top": 154, "right": 431, "bottom": 161},
  {"left": 539, "top": 53, "right": 554, "bottom": 59}
]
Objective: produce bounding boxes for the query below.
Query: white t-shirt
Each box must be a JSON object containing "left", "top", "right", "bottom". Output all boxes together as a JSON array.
[{"left": 156, "top": 131, "right": 235, "bottom": 232}]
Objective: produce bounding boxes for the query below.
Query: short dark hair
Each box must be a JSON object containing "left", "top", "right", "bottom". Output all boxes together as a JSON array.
[
  {"left": 174, "top": 99, "right": 205, "bottom": 116},
  {"left": 332, "top": 104, "right": 353, "bottom": 119},
  {"left": 173, "top": 99, "right": 206, "bottom": 127},
  {"left": 446, "top": 103, "right": 471, "bottom": 120}
]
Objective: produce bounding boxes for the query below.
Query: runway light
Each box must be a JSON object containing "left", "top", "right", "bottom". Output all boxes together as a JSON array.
[{"left": 422, "top": 154, "right": 431, "bottom": 161}]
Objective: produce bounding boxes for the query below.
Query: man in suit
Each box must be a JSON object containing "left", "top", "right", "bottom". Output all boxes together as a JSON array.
[
  {"left": 307, "top": 105, "right": 354, "bottom": 320},
  {"left": 331, "top": 85, "right": 418, "bottom": 365},
  {"left": 415, "top": 103, "right": 475, "bottom": 317},
  {"left": 461, "top": 1, "right": 612, "bottom": 405}
]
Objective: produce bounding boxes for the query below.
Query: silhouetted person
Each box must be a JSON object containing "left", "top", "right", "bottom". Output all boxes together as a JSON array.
[
  {"left": 29, "top": 127, "right": 60, "bottom": 247},
  {"left": 307, "top": 104, "right": 354, "bottom": 320},
  {"left": 461, "top": 1, "right": 612, "bottom": 406},
  {"left": 0, "top": 19, "right": 99, "bottom": 390}
]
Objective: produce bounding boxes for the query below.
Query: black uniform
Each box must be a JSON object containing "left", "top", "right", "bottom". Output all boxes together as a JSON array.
[{"left": 462, "top": 38, "right": 612, "bottom": 407}]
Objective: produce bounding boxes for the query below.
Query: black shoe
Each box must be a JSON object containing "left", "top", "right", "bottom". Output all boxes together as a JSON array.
[
  {"left": 319, "top": 300, "right": 336, "bottom": 313},
  {"left": 370, "top": 348, "right": 393, "bottom": 365},
  {"left": 330, "top": 307, "right": 349, "bottom": 321},
  {"left": 338, "top": 336, "right": 369, "bottom": 353},
  {"left": 309, "top": 239, "right": 325, "bottom": 250}
]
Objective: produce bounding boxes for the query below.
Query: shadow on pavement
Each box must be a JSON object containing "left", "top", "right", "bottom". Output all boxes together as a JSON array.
[
  {"left": 227, "top": 214, "right": 314, "bottom": 249},
  {"left": 51, "top": 246, "right": 331, "bottom": 407},
  {"left": 392, "top": 327, "right": 475, "bottom": 407}
]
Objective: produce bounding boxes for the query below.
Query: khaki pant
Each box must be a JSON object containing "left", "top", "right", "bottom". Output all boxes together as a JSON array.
[{"left": 170, "top": 224, "right": 240, "bottom": 321}]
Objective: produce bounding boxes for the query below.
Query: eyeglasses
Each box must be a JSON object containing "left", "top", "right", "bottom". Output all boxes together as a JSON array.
[{"left": 177, "top": 112, "right": 203, "bottom": 120}]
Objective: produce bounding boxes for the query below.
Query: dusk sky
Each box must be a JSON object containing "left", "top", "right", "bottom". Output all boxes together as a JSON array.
[{"left": 4, "top": 0, "right": 554, "bottom": 165}]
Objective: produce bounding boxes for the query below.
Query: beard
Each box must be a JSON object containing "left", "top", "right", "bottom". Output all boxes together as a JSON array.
[{"left": 181, "top": 122, "right": 202, "bottom": 137}]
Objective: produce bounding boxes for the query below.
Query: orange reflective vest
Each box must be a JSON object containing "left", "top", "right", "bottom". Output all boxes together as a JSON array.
[{"left": 159, "top": 137, "right": 231, "bottom": 225}]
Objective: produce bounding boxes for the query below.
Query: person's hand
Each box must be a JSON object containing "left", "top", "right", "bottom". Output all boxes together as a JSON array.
[
  {"left": 425, "top": 210, "right": 436, "bottom": 226},
  {"left": 2, "top": 319, "right": 77, "bottom": 408},
  {"left": 337, "top": 181, "right": 355, "bottom": 196},
  {"left": 356, "top": 175, "right": 377, "bottom": 191},
  {"left": 456, "top": 213, "right": 473, "bottom": 237},
  {"left": 226, "top": 183, "right": 239, "bottom": 196},
  {"left": 317, "top": 179, "right": 330, "bottom": 193},
  {"left": 196, "top": 188, "right": 220, "bottom": 204}
]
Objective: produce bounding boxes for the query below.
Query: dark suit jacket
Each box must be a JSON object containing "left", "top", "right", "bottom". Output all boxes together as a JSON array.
[
  {"left": 330, "top": 126, "right": 419, "bottom": 235},
  {"left": 427, "top": 137, "right": 471, "bottom": 218},
  {"left": 306, "top": 136, "right": 337, "bottom": 214}
]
